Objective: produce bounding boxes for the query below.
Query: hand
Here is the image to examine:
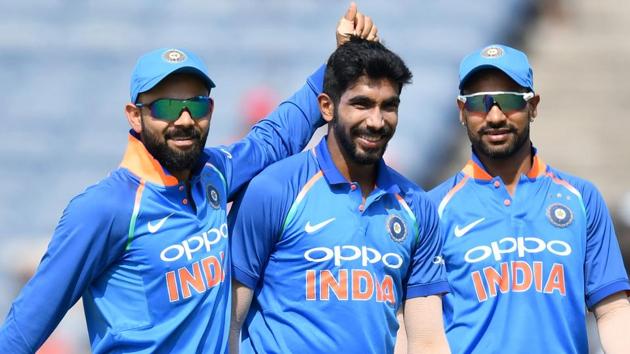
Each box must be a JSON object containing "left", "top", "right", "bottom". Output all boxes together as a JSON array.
[{"left": 336, "top": 2, "right": 379, "bottom": 47}]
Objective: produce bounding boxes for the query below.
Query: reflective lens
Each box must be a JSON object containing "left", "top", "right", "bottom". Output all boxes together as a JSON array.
[
  {"left": 458, "top": 92, "right": 533, "bottom": 113},
  {"left": 137, "top": 96, "right": 212, "bottom": 121}
]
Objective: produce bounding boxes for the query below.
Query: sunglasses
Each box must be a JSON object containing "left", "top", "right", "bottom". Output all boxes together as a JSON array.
[
  {"left": 457, "top": 91, "right": 534, "bottom": 113},
  {"left": 136, "top": 96, "right": 213, "bottom": 121}
]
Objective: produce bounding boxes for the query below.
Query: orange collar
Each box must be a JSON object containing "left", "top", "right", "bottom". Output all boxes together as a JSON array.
[
  {"left": 119, "top": 133, "right": 179, "bottom": 186},
  {"left": 461, "top": 154, "right": 547, "bottom": 181}
]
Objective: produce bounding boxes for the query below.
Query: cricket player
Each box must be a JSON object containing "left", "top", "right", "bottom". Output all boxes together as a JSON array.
[
  {"left": 429, "top": 44, "right": 630, "bottom": 354},
  {"left": 229, "top": 37, "right": 450, "bottom": 354},
  {"left": 0, "top": 5, "right": 378, "bottom": 352}
]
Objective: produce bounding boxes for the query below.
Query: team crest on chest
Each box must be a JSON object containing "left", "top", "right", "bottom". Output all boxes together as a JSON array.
[
  {"left": 386, "top": 214, "right": 407, "bottom": 243},
  {"left": 206, "top": 185, "right": 221, "bottom": 209},
  {"left": 546, "top": 203, "right": 573, "bottom": 228}
]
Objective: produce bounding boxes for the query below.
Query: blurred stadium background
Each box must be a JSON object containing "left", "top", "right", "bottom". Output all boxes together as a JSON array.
[{"left": 0, "top": 0, "right": 628, "bottom": 352}]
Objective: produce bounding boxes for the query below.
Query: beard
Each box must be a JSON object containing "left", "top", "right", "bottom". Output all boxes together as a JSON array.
[
  {"left": 140, "top": 119, "right": 208, "bottom": 173},
  {"left": 468, "top": 120, "right": 530, "bottom": 159},
  {"left": 332, "top": 109, "right": 394, "bottom": 165}
]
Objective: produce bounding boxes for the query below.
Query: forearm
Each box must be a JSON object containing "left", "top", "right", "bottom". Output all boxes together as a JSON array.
[
  {"left": 230, "top": 280, "right": 254, "bottom": 354},
  {"left": 404, "top": 296, "right": 450, "bottom": 354},
  {"left": 595, "top": 293, "right": 630, "bottom": 354}
]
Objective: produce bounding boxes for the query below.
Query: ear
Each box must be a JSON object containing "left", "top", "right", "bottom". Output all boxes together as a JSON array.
[
  {"left": 528, "top": 94, "right": 540, "bottom": 119},
  {"left": 456, "top": 98, "right": 466, "bottom": 126},
  {"left": 318, "top": 93, "right": 335, "bottom": 123},
  {"left": 125, "top": 103, "right": 143, "bottom": 133}
]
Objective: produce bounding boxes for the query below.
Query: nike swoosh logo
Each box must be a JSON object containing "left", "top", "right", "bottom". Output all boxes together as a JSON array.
[
  {"left": 454, "top": 217, "right": 485, "bottom": 238},
  {"left": 304, "top": 218, "right": 336, "bottom": 234},
  {"left": 148, "top": 213, "right": 174, "bottom": 234}
]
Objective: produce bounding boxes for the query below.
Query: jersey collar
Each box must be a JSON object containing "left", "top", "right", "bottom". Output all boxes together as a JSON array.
[
  {"left": 314, "top": 136, "right": 400, "bottom": 195},
  {"left": 119, "top": 131, "right": 208, "bottom": 187},
  {"left": 462, "top": 145, "right": 548, "bottom": 181}
]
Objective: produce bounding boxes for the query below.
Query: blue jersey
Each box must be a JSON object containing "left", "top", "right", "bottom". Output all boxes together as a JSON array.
[
  {"left": 230, "top": 137, "right": 449, "bottom": 354},
  {"left": 0, "top": 66, "right": 325, "bottom": 354},
  {"left": 428, "top": 149, "right": 630, "bottom": 354}
]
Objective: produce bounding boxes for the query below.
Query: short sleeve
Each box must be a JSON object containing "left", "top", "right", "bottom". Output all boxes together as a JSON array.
[
  {"left": 582, "top": 182, "right": 630, "bottom": 308},
  {"left": 229, "top": 172, "right": 293, "bottom": 289},
  {"left": 406, "top": 195, "right": 450, "bottom": 298}
]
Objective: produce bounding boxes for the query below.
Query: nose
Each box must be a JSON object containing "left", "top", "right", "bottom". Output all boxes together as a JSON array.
[
  {"left": 365, "top": 108, "right": 385, "bottom": 130},
  {"left": 173, "top": 109, "right": 195, "bottom": 126},
  {"left": 485, "top": 105, "right": 507, "bottom": 125}
]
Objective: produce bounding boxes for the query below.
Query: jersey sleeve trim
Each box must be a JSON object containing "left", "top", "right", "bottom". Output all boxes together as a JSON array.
[
  {"left": 437, "top": 176, "right": 469, "bottom": 217},
  {"left": 233, "top": 264, "right": 259, "bottom": 290},
  {"left": 406, "top": 280, "right": 450, "bottom": 298},
  {"left": 205, "top": 162, "right": 228, "bottom": 191},
  {"left": 586, "top": 279, "right": 630, "bottom": 309},
  {"left": 126, "top": 179, "right": 146, "bottom": 250},
  {"left": 395, "top": 193, "right": 419, "bottom": 244}
]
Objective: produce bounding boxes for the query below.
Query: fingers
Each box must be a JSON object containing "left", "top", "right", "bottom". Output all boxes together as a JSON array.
[
  {"left": 367, "top": 25, "right": 379, "bottom": 41},
  {"left": 361, "top": 16, "right": 373, "bottom": 38},
  {"left": 344, "top": 2, "right": 357, "bottom": 21},
  {"left": 355, "top": 13, "right": 365, "bottom": 37}
]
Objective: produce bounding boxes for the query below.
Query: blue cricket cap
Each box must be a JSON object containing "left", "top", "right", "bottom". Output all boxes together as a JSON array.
[
  {"left": 130, "top": 48, "right": 216, "bottom": 103},
  {"left": 459, "top": 44, "right": 534, "bottom": 92}
]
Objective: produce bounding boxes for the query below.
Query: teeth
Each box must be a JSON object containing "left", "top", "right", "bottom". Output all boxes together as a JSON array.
[{"left": 359, "top": 135, "right": 382, "bottom": 142}]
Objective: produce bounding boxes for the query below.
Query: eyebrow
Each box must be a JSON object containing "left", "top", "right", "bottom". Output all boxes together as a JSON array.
[{"left": 346, "top": 95, "right": 400, "bottom": 106}]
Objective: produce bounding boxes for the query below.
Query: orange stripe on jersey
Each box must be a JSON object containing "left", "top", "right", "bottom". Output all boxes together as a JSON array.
[
  {"left": 438, "top": 176, "right": 470, "bottom": 217},
  {"left": 294, "top": 171, "right": 324, "bottom": 206},
  {"left": 120, "top": 134, "right": 179, "bottom": 186},
  {"left": 546, "top": 172, "right": 582, "bottom": 199}
]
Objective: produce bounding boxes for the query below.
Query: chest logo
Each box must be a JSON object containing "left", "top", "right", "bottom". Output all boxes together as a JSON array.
[
  {"left": 305, "top": 218, "right": 336, "bottom": 234},
  {"left": 454, "top": 217, "right": 485, "bottom": 238},
  {"left": 207, "top": 185, "right": 221, "bottom": 209},
  {"left": 547, "top": 203, "right": 573, "bottom": 228},
  {"left": 387, "top": 215, "right": 407, "bottom": 243},
  {"left": 148, "top": 213, "right": 174, "bottom": 234}
]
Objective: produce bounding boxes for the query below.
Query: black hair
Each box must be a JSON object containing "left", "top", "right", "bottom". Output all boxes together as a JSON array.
[{"left": 323, "top": 36, "right": 412, "bottom": 104}]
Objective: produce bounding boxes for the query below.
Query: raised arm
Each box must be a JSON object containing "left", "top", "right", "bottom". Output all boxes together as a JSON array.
[{"left": 215, "top": 3, "right": 380, "bottom": 200}]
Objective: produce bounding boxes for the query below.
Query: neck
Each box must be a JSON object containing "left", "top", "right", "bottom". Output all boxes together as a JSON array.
[
  {"left": 326, "top": 136, "right": 378, "bottom": 198},
  {"left": 476, "top": 141, "right": 532, "bottom": 195},
  {"left": 171, "top": 170, "right": 191, "bottom": 183}
]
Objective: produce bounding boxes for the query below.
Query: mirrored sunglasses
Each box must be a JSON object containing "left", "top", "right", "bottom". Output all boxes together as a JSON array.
[
  {"left": 457, "top": 91, "right": 534, "bottom": 113},
  {"left": 136, "top": 96, "right": 213, "bottom": 121}
]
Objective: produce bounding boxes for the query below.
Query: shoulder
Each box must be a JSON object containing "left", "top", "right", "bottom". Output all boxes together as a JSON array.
[
  {"left": 239, "top": 150, "right": 316, "bottom": 202},
  {"left": 546, "top": 166, "right": 607, "bottom": 215},
  {"left": 547, "top": 166, "right": 598, "bottom": 195},
  {"left": 388, "top": 167, "right": 437, "bottom": 219},
  {"left": 62, "top": 169, "right": 139, "bottom": 230},
  {"left": 427, "top": 174, "right": 464, "bottom": 207}
]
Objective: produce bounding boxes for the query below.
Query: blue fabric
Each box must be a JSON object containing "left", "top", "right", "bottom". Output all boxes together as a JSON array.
[
  {"left": 428, "top": 148, "right": 630, "bottom": 354},
  {"left": 0, "top": 65, "right": 325, "bottom": 354},
  {"left": 230, "top": 137, "right": 449, "bottom": 354}
]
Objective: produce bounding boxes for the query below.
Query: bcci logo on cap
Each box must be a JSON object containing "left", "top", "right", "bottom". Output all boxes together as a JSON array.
[
  {"left": 162, "top": 49, "right": 187, "bottom": 64},
  {"left": 481, "top": 46, "right": 504, "bottom": 59},
  {"left": 387, "top": 215, "right": 407, "bottom": 243},
  {"left": 207, "top": 185, "right": 220, "bottom": 209},
  {"left": 547, "top": 203, "right": 573, "bottom": 228}
]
